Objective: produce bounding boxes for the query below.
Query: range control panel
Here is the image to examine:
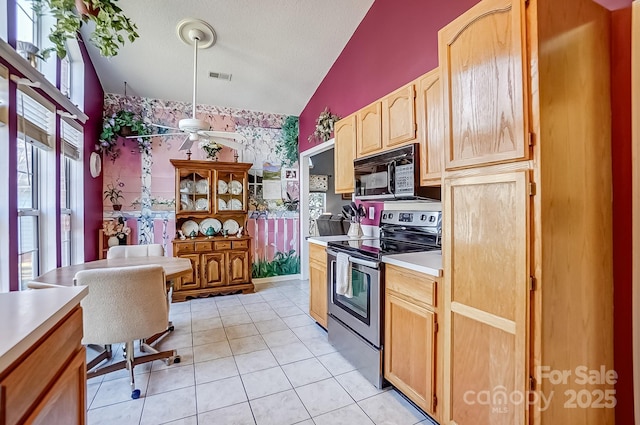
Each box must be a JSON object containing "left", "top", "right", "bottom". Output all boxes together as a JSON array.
[{"left": 380, "top": 210, "right": 442, "bottom": 227}]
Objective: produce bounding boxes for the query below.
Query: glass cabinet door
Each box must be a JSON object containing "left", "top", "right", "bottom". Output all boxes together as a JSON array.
[
  {"left": 178, "top": 170, "right": 211, "bottom": 214},
  {"left": 215, "top": 170, "right": 247, "bottom": 213}
]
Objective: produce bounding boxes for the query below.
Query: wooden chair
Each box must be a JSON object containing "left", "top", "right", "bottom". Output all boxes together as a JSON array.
[{"left": 74, "top": 265, "right": 180, "bottom": 399}]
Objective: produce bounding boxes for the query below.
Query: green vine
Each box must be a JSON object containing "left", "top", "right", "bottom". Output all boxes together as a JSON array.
[
  {"left": 276, "top": 115, "right": 299, "bottom": 167},
  {"left": 98, "top": 110, "right": 151, "bottom": 161}
]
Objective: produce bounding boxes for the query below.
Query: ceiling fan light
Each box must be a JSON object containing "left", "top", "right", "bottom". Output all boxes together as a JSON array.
[{"left": 178, "top": 117, "right": 209, "bottom": 133}]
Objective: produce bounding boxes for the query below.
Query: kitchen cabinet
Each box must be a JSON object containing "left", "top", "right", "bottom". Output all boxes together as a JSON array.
[
  {"left": 417, "top": 68, "right": 443, "bottom": 186},
  {"left": 381, "top": 83, "right": 417, "bottom": 149},
  {"left": 439, "top": 0, "right": 614, "bottom": 424},
  {"left": 0, "top": 289, "right": 87, "bottom": 425},
  {"left": 385, "top": 264, "right": 441, "bottom": 421},
  {"left": 171, "top": 160, "right": 253, "bottom": 301},
  {"left": 334, "top": 114, "right": 357, "bottom": 194},
  {"left": 308, "top": 242, "right": 328, "bottom": 328},
  {"left": 440, "top": 0, "right": 528, "bottom": 170},
  {"left": 357, "top": 101, "right": 383, "bottom": 157}
]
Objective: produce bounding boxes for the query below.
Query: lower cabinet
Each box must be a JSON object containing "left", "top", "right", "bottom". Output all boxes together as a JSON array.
[
  {"left": 173, "top": 237, "right": 253, "bottom": 301},
  {"left": 308, "top": 243, "right": 328, "bottom": 328},
  {"left": 384, "top": 264, "right": 441, "bottom": 421}
]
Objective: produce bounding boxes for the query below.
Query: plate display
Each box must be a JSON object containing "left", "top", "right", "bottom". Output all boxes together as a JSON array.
[
  {"left": 195, "top": 198, "right": 208, "bottom": 210},
  {"left": 196, "top": 179, "right": 209, "bottom": 194},
  {"left": 180, "top": 198, "right": 194, "bottom": 210},
  {"left": 181, "top": 220, "right": 199, "bottom": 237},
  {"left": 199, "top": 218, "right": 222, "bottom": 235},
  {"left": 218, "top": 180, "right": 228, "bottom": 194},
  {"left": 218, "top": 199, "right": 227, "bottom": 210},
  {"left": 229, "top": 180, "right": 243, "bottom": 195},
  {"left": 180, "top": 180, "right": 195, "bottom": 193},
  {"left": 223, "top": 219, "right": 240, "bottom": 235},
  {"left": 228, "top": 198, "right": 243, "bottom": 210}
]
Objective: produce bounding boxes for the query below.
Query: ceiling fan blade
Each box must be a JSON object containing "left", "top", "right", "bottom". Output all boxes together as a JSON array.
[
  {"left": 179, "top": 135, "right": 195, "bottom": 151},
  {"left": 150, "top": 123, "right": 180, "bottom": 131},
  {"left": 125, "top": 132, "right": 185, "bottom": 139},
  {"left": 198, "top": 130, "right": 245, "bottom": 142}
]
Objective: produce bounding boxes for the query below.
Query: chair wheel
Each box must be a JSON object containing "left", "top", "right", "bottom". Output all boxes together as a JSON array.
[
  {"left": 131, "top": 389, "right": 141, "bottom": 399},
  {"left": 168, "top": 326, "right": 175, "bottom": 331},
  {"left": 174, "top": 356, "right": 181, "bottom": 364}
]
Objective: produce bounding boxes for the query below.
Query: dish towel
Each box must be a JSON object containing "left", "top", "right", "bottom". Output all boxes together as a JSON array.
[{"left": 336, "top": 252, "right": 353, "bottom": 298}]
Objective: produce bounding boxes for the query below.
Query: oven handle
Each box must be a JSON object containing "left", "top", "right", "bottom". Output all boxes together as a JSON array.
[{"left": 326, "top": 249, "right": 379, "bottom": 269}]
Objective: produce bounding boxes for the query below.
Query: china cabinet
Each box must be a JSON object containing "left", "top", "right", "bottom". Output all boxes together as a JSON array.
[{"left": 170, "top": 160, "right": 253, "bottom": 301}]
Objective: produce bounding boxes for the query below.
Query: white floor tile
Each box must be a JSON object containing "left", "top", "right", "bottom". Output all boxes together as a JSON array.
[
  {"left": 234, "top": 349, "right": 279, "bottom": 374},
  {"left": 266, "top": 299, "right": 296, "bottom": 309},
  {"left": 192, "top": 327, "right": 227, "bottom": 346},
  {"left": 91, "top": 373, "right": 150, "bottom": 408},
  {"left": 313, "top": 403, "right": 374, "bottom": 425},
  {"left": 254, "top": 317, "right": 288, "bottom": 333},
  {"left": 243, "top": 302, "right": 272, "bottom": 312},
  {"left": 249, "top": 389, "right": 310, "bottom": 425},
  {"left": 295, "top": 377, "right": 354, "bottom": 417},
  {"left": 219, "top": 305, "right": 248, "bottom": 317},
  {"left": 302, "top": 338, "right": 336, "bottom": 356},
  {"left": 140, "top": 387, "right": 197, "bottom": 425},
  {"left": 281, "top": 314, "right": 316, "bottom": 328},
  {"left": 157, "top": 331, "right": 193, "bottom": 350},
  {"left": 335, "top": 370, "right": 386, "bottom": 402},
  {"left": 222, "top": 313, "right": 254, "bottom": 327},
  {"left": 194, "top": 356, "right": 238, "bottom": 384},
  {"left": 241, "top": 366, "right": 292, "bottom": 399},
  {"left": 198, "top": 402, "right": 256, "bottom": 425},
  {"left": 86, "top": 381, "right": 101, "bottom": 408},
  {"left": 215, "top": 297, "right": 242, "bottom": 308},
  {"left": 239, "top": 293, "right": 266, "bottom": 304},
  {"left": 274, "top": 306, "right": 306, "bottom": 318},
  {"left": 147, "top": 363, "right": 195, "bottom": 396},
  {"left": 193, "top": 340, "right": 232, "bottom": 363},
  {"left": 192, "top": 316, "right": 223, "bottom": 332},
  {"left": 189, "top": 298, "right": 219, "bottom": 312},
  {"left": 196, "top": 375, "right": 248, "bottom": 413},
  {"left": 191, "top": 307, "right": 220, "bottom": 320},
  {"left": 229, "top": 335, "right": 268, "bottom": 355},
  {"left": 261, "top": 329, "right": 300, "bottom": 348},
  {"left": 270, "top": 342, "right": 314, "bottom": 365},
  {"left": 162, "top": 415, "right": 198, "bottom": 425},
  {"left": 226, "top": 323, "right": 260, "bottom": 339},
  {"left": 358, "top": 391, "right": 426, "bottom": 425},
  {"left": 169, "top": 302, "right": 191, "bottom": 315},
  {"left": 291, "top": 324, "right": 328, "bottom": 342},
  {"left": 153, "top": 347, "right": 194, "bottom": 371},
  {"left": 281, "top": 358, "right": 332, "bottom": 388},
  {"left": 88, "top": 399, "right": 144, "bottom": 425}
]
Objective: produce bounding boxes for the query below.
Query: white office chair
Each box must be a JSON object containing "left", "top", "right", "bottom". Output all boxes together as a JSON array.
[
  {"left": 75, "top": 265, "right": 180, "bottom": 399},
  {"left": 107, "top": 243, "right": 165, "bottom": 258}
]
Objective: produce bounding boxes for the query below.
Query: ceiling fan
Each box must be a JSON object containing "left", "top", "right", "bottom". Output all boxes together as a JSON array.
[{"left": 127, "top": 18, "right": 245, "bottom": 158}]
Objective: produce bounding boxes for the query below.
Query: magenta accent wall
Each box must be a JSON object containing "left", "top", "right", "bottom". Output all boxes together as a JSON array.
[
  {"left": 298, "top": 0, "right": 481, "bottom": 153},
  {"left": 79, "top": 40, "right": 105, "bottom": 262}
]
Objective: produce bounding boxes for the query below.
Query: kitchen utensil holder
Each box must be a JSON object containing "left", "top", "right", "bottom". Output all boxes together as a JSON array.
[{"left": 347, "top": 222, "right": 363, "bottom": 238}]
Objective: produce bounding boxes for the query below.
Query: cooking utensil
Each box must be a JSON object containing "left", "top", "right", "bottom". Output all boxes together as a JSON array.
[{"left": 357, "top": 205, "right": 366, "bottom": 221}]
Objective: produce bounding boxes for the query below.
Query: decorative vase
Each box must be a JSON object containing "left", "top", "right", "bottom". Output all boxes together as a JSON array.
[
  {"left": 113, "top": 204, "right": 122, "bottom": 211},
  {"left": 347, "top": 222, "right": 363, "bottom": 239},
  {"left": 107, "top": 236, "right": 119, "bottom": 247}
]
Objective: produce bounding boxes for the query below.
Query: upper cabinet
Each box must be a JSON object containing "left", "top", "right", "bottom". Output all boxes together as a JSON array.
[
  {"left": 417, "top": 68, "right": 444, "bottom": 186},
  {"left": 334, "top": 114, "right": 357, "bottom": 194},
  {"left": 357, "top": 102, "right": 383, "bottom": 157},
  {"left": 382, "top": 83, "right": 417, "bottom": 149},
  {"left": 439, "top": 0, "right": 528, "bottom": 170}
]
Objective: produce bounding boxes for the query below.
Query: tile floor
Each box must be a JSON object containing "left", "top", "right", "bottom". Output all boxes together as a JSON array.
[{"left": 86, "top": 279, "right": 436, "bottom": 425}]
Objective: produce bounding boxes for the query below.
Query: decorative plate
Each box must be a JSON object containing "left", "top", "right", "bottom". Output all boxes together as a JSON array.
[
  {"left": 218, "top": 199, "right": 227, "bottom": 210},
  {"left": 89, "top": 152, "right": 102, "bottom": 178},
  {"left": 181, "top": 220, "right": 199, "bottom": 237},
  {"left": 228, "top": 198, "right": 243, "bottom": 211},
  {"left": 199, "top": 218, "right": 221, "bottom": 235},
  {"left": 223, "top": 219, "right": 240, "bottom": 234},
  {"left": 218, "top": 180, "right": 228, "bottom": 194},
  {"left": 196, "top": 179, "right": 209, "bottom": 194},
  {"left": 180, "top": 179, "right": 195, "bottom": 193},
  {"left": 229, "top": 180, "right": 243, "bottom": 195},
  {"left": 195, "top": 198, "right": 208, "bottom": 210}
]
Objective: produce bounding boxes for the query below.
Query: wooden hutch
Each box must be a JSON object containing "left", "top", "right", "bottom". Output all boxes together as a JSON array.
[{"left": 170, "top": 159, "right": 253, "bottom": 301}]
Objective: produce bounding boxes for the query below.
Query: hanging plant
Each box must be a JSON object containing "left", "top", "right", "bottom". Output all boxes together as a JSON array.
[
  {"left": 98, "top": 110, "right": 151, "bottom": 161},
  {"left": 308, "top": 107, "right": 340, "bottom": 143},
  {"left": 276, "top": 115, "right": 299, "bottom": 167}
]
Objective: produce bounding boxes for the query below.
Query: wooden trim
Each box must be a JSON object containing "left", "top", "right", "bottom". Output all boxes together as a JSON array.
[
  {"left": 633, "top": 2, "right": 640, "bottom": 423},
  {"left": 450, "top": 301, "right": 516, "bottom": 334}
]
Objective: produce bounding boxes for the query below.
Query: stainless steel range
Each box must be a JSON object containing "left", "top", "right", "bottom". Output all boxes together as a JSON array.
[{"left": 326, "top": 207, "right": 442, "bottom": 388}]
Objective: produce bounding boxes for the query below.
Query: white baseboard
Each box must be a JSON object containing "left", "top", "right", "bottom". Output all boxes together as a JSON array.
[{"left": 253, "top": 274, "right": 302, "bottom": 285}]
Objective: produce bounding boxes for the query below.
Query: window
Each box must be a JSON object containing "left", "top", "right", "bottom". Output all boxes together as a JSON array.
[
  {"left": 16, "top": 89, "right": 54, "bottom": 289},
  {"left": 16, "top": 0, "right": 36, "bottom": 45},
  {"left": 60, "top": 119, "right": 81, "bottom": 267}
]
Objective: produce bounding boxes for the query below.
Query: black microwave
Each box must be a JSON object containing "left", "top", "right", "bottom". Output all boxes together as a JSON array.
[{"left": 353, "top": 144, "right": 440, "bottom": 201}]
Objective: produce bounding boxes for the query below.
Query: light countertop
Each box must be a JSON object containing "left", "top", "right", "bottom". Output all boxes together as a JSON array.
[
  {"left": 382, "top": 250, "right": 443, "bottom": 277},
  {"left": 0, "top": 286, "right": 88, "bottom": 372},
  {"left": 306, "top": 235, "right": 377, "bottom": 247}
]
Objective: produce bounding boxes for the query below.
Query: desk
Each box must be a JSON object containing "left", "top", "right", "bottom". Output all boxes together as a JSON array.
[{"left": 29, "top": 257, "right": 192, "bottom": 289}]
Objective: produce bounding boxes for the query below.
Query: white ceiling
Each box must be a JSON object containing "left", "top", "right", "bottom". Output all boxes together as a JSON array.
[{"left": 83, "top": 0, "right": 374, "bottom": 116}]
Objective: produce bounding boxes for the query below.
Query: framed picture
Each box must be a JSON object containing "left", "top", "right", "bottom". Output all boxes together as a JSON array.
[{"left": 282, "top": 167, "right": 298, "bottom": 181}]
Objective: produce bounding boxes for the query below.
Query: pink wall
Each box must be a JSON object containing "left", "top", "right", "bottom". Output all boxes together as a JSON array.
[{"left": 298, "top": 0, "right": 480, "bottom": 153}]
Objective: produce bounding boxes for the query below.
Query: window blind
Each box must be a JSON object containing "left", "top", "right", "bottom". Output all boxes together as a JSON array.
[
  {"left": 17, "top": 87, "right": 54, "bottom": 150},
  {"left": 0, "top": 64, "right": 7, "bottom": 125},
  {"left": 61, "top": 118, "right": 81, "bottom": 160}
]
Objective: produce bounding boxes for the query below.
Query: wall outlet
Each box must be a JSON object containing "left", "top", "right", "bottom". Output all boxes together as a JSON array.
[{"left": 368, "top": 206, "right": 375, "bottom": 220}]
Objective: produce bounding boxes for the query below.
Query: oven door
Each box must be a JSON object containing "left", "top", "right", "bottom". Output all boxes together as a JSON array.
[{"left": 327, "top": 250, "right": 381, "bottom": 348}]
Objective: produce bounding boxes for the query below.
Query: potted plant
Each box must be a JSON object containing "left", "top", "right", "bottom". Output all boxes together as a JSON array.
[
  {"left": 308, "top": 107, "right": 340, "bottom": 143},
  {"left": 199, "top": 140, "right": 223, "bottom": 160},
  {"left": 31, "top": 0, "right": 140, "bottom": 59},
  {"left": 103, "top": 181, "right": 124, "bottom": 210},
  {"left": 98, "top": 110, "right": 151, "bottom": 161}
]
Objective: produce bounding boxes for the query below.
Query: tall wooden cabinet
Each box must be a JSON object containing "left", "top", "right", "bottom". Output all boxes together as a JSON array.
[
  {"left": 439, "top": 0, "right": 614, "bottom": 424},
  {"left": 170, "top": 160, "right": 254, "bottom": 301}
]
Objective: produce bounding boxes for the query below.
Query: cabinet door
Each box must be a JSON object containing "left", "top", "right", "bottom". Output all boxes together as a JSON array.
[
  {"left": 177, "top": 169, "right": 211, "bottom": 215},
  {"left": 439, "top": 0, "right": 527, "bottom": 170},
  {"left": 176, "top": 253, "right": 201, "bottom": 290},
  {"left": 227, "top": 250, "right": 249, "bottom": 284},
  {"left": 357, "top": 102, "right": 383, "bottom": 156},
  {"left": 215, "top": 169, "right": 248, "bottom": 213},
  {"left": 384, "top": 291, "right": 436, "bottom": 416},
  {"left": 334, "top": 114, "right": 357, "bottom": 194},
  {"left": 443, "top": 171, "right": 529, "bottom": 425},
  {"left": 417, "top": 69, "right": 444, "bottom": 186},
  {"left": 309, "top": 263, "right": 327, "bottom": 328},
  {"left": 202, "top": 252, "right": 226, "bottom": 287},
  {"left": 382, "top": 84, "right": 417, "bottom": 149}
]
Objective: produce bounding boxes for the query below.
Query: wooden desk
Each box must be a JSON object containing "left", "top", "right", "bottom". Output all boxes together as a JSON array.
[{"left": 29, "top": 257, "right": 192, "bottom": 289}]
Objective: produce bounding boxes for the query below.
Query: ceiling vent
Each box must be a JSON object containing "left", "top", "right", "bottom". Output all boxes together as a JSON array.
[{"left": 209, "top": 72, "right": 232, "bottom": 81}]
